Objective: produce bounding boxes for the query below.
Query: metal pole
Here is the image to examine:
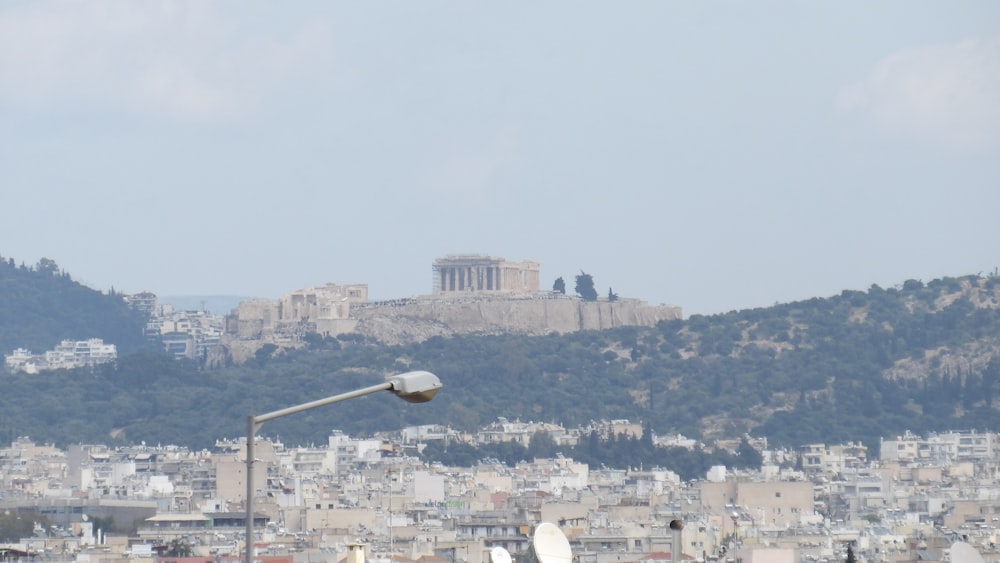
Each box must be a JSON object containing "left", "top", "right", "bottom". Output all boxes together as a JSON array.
[
  {"left": 732, "top": 515, "right": 738, "bottom": 557},
  {"left": 246, "top": 415, "right": 256, "bottom": 563},
  {"left": 388, "top": 469, "right": 393, "bottom": 556},
  {"left": 669, "top": 520, "right": 683, "bottom": 562},
  {"left": 255, "top": 383, "right": 391, "bottom": 424}
]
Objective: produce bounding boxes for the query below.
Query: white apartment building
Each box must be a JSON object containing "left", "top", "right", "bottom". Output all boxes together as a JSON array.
[
  {"left": 5, "top": 338, "right": 117, "bottom": 373},
  {"left": 880, "top": 430, "right": 1000, "bottom": 463}
]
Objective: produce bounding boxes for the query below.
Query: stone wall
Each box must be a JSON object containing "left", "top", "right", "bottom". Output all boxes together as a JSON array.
[
  {"left": 212, "top": 293, "right": 682, "bottom": 364},
  {"left": 353, "top": 295, "right": 682, "bottom": 345}
]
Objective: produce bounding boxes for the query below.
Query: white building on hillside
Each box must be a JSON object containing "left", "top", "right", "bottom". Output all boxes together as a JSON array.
[{"left": 5, "top": 339, "right": 117, "bottom": 373}]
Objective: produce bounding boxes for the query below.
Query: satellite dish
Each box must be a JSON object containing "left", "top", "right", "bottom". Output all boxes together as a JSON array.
[
  {"left": 490, "top": 546, "right": 512, "bottom": 563},
  {"left": 531, "top": 523, "right": 572, "bottom": 563},
  {"left": 950, "top": 542, "right": 986, "bottom": 563}
]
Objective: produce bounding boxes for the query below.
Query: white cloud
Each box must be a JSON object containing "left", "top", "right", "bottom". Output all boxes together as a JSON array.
[
  {"left": 838, "top": 37, "right": 1000, "bottom": 151},
  {"left": 0, "top": 1, "right": 337, "bottom": 122}
]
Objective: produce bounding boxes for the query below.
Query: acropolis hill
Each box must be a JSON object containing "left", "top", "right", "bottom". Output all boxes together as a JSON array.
[{"left": 212, "top": 255, "right": 682, "bottom": 364}]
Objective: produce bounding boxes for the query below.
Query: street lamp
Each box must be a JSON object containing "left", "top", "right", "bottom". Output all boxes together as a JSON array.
[{"left": 244, "top": 370, "right": 442, "bottom": 563}]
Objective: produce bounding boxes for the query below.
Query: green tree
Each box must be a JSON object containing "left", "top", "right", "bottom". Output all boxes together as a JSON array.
[
  {"left": 553, "top": 277, "right": 566, "bottom": 294},
  {"left": 735, "top": 437, "right": 763, "bottom": 469},
  {"left": 845, "top": 545, "right": 856, "bottom": 563},
  {"left": 89, "top": 515, "right": 118, "bottom": 535},
  {"left": 165, "top": 538, "right": 193, "bottom": 557},
  {"left": 527, "top": 430, "right": 558, "bottom": 459},
  {"left": 608, "top": 288, "right": 618, "bottom": 302},
  {"left": 36, "top": 257, "right": 60, "bottom": 275},
  {"left": 0, "top": 511, "right": 45, "bottom": 542},
  {"left": 254, "top": 343, "right": 278, "bottom": 365},
  {"left": 575, "top": 271, "right": 598, "bottom": 301}
]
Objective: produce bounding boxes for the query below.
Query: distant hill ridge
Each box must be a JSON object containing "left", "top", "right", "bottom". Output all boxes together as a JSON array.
[
  {"left": 0, "top": 255, "right": 149, "bottom": 355},
  {"left": 2, "top": 251, "right": 999, "bottom": 454}
]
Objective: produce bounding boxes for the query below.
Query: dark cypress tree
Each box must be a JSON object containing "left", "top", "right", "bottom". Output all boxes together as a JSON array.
[
  {"left": 553, "top": 277, "right": 566, "bottom": 294},
  {"left": 575, "top": 271, "right": 598, "bottom": 301}
]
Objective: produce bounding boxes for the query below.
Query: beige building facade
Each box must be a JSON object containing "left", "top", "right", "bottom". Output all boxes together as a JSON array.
[
  {"left": 700, "top": 479, "right": 815, "bottom": 529},
  {"left": 228, "top": 283, "right": 368, "bottom": 340}
]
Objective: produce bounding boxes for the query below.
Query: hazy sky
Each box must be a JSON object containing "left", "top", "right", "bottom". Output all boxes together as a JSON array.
[{"left": 2, "top": 2, "right": 998, "bottom": 316}]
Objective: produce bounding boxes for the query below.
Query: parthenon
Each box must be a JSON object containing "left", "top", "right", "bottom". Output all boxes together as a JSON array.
[{"left": 432, "top": 255, "right": 540, "bottom": 295}]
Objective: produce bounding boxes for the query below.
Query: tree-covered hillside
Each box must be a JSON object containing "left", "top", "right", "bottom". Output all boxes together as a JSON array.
[
  {"left": 1, "top": 268, "right": 999, "bottom": 463},
  {"left": 0, "top": 255, "right": 150, "bottom": 355}
]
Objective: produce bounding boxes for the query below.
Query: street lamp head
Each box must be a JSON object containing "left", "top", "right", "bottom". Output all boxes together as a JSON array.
[{"left": 387, "top": 371, "right": 443, "bottom": 403}]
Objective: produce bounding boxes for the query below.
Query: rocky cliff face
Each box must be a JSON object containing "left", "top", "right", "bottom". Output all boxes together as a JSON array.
[
  {"left": 208, "top": 294, "right": 683, "bottom": 364},
  {"left": 353, "top": 295, "right": 682, "bottom": 345}
]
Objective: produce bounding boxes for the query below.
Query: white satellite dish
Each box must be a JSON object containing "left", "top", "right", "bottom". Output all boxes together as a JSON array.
[
  {"left": 490, "top": 546, "right": 513, "bottom": 563},
  {"left": 950, "top": 541, "right": 986, "bottom": 563},
  {"left": 531, "top": 522, "right": 572, "bottom": 563}
]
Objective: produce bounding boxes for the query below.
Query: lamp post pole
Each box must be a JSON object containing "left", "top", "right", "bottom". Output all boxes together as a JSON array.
[
  {"left": 244, "top": 371, "right": 442, "bottom": 563},
  {"left": 726, "top": 507, "right": 740, "bottom": 560}
]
